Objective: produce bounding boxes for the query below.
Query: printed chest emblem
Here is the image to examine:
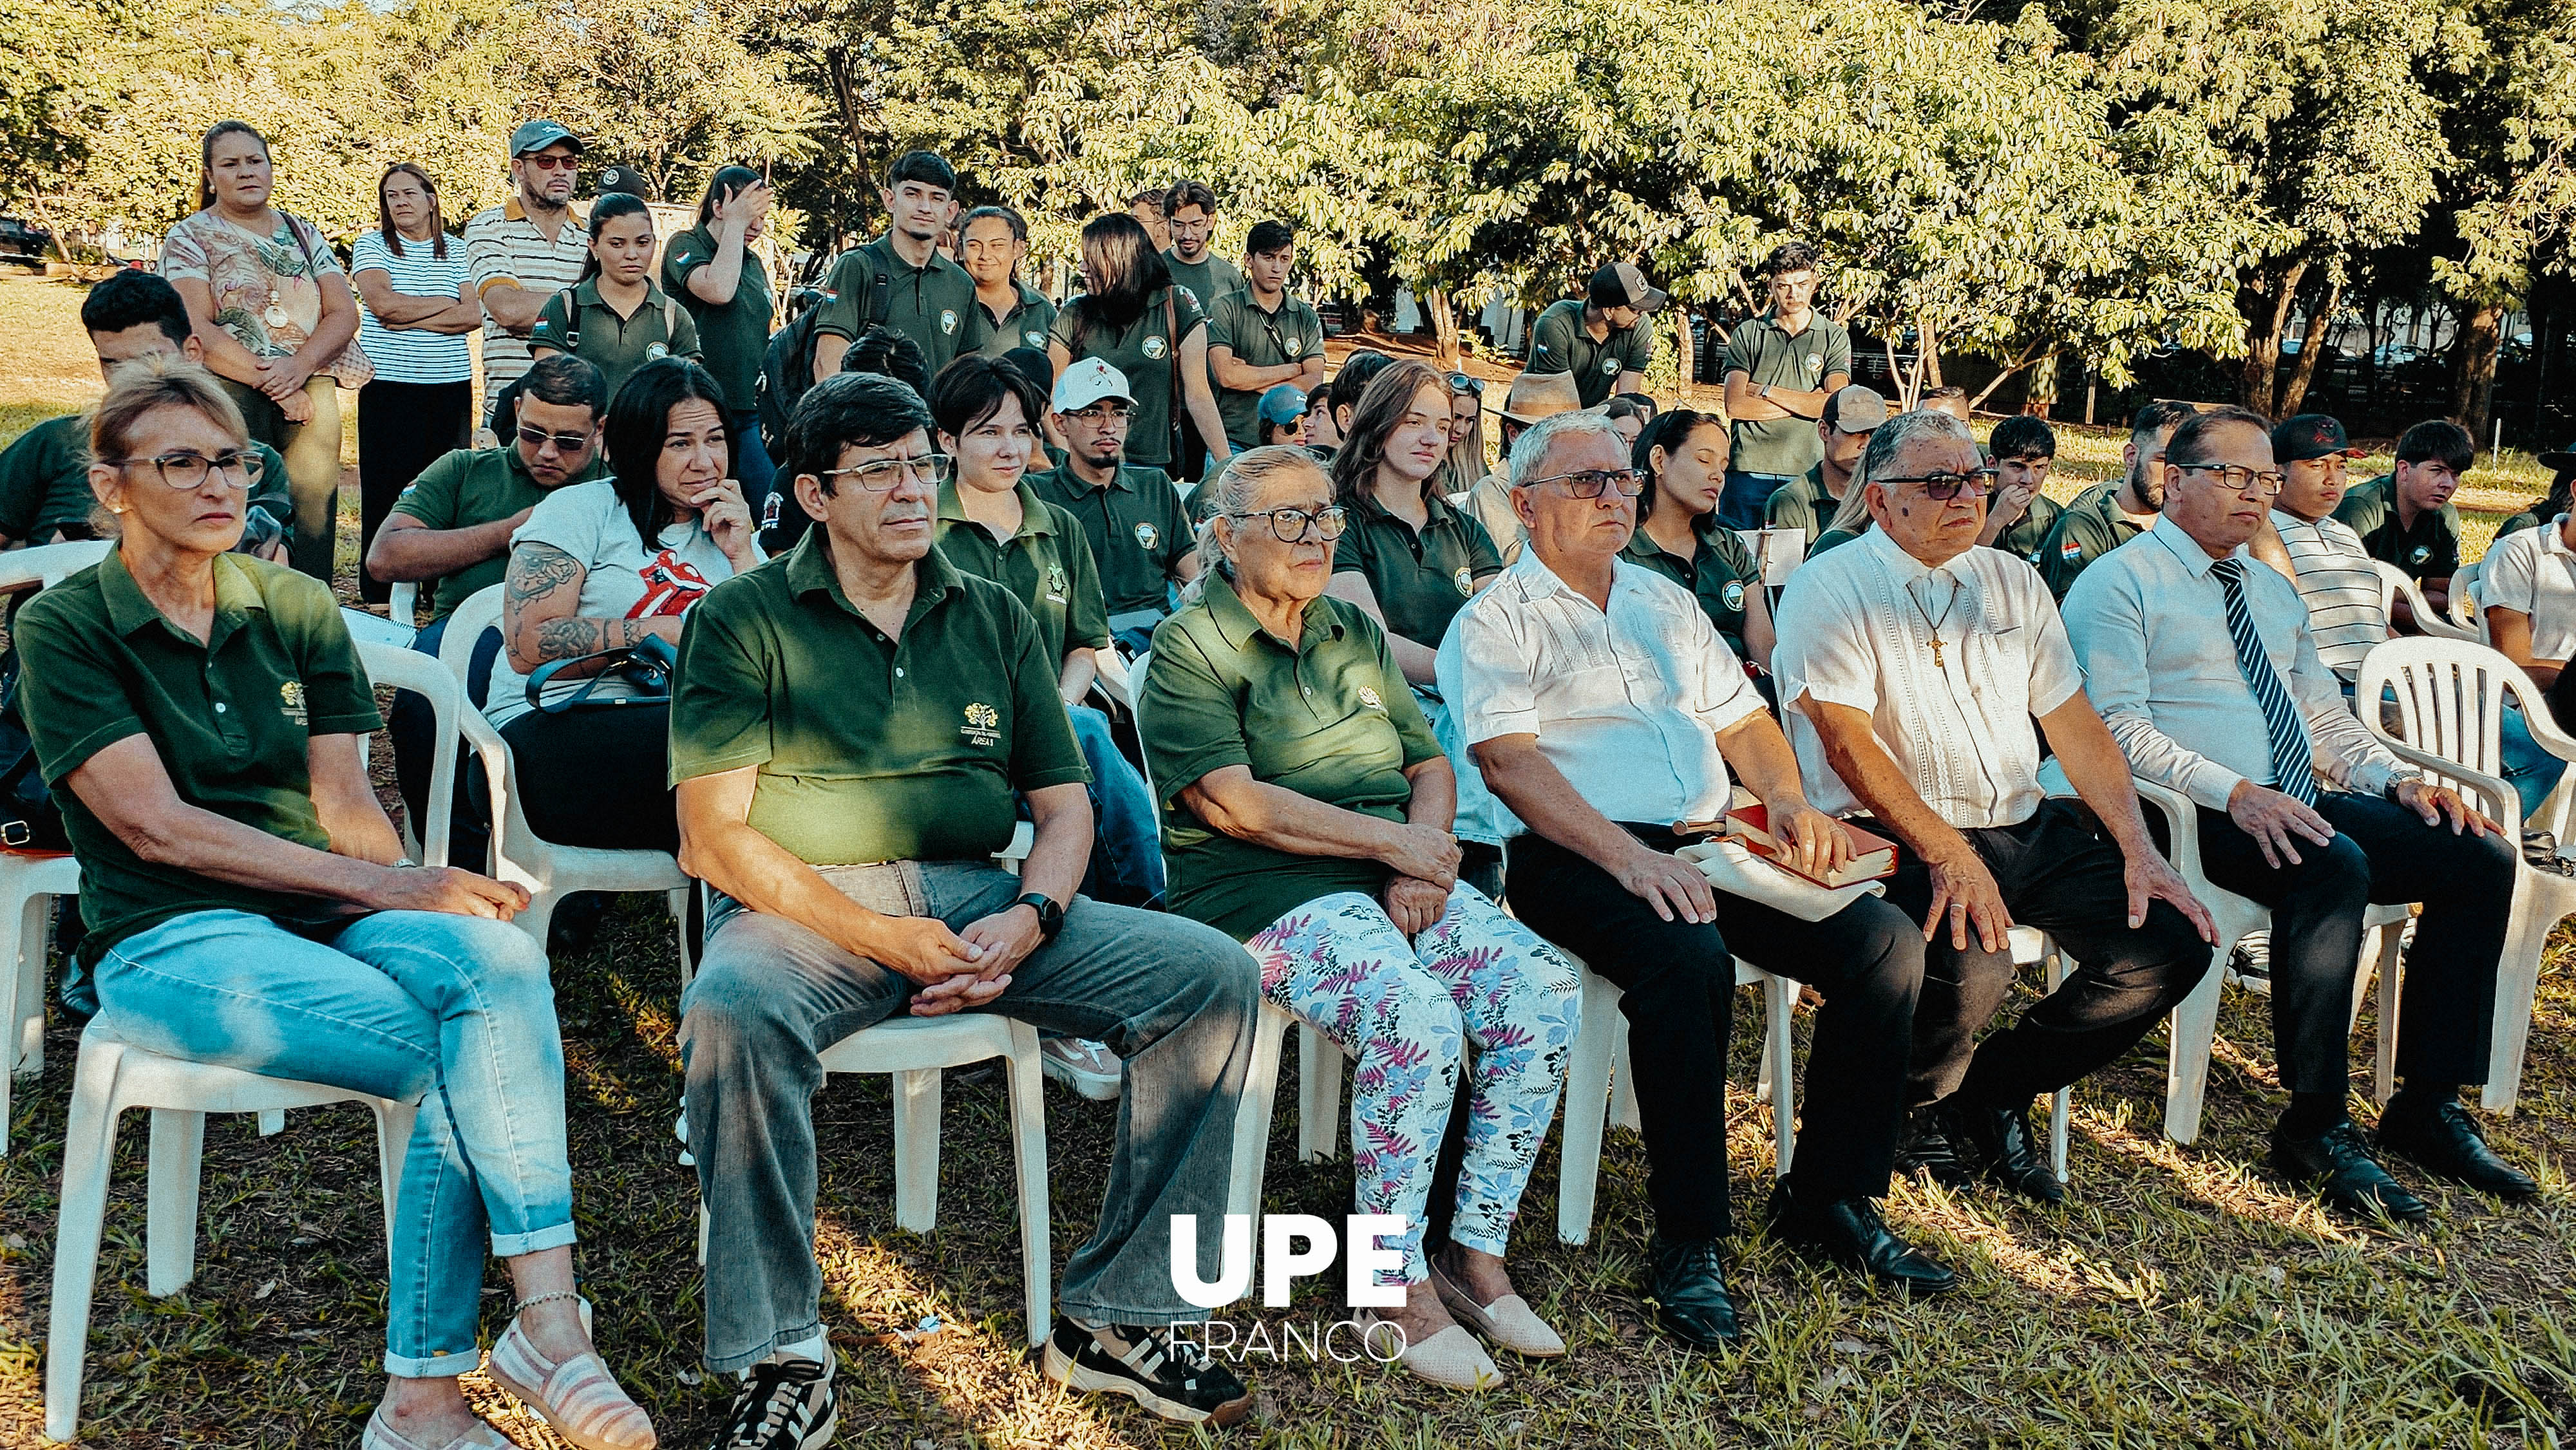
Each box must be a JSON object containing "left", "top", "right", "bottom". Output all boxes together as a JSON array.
[
  {"left": 940, "top": 308, "right": 959, "bottom": 335},
  {"left": 1358, "top": 686, "right": 1385, "bottom": 712},
  {"left": 1453, "top": 566, "right": 1474, "bottom": 596},
  {"left": 961, "top": 701, "right": 1001, "bottom": 746},
  {"left": 645, "top": 341, "right": 669, "bottom": 361},
  {"left": 1142, "top": 335, "right": 1168, "bottom": 360},
  {"left": 1135, "top": 521, "right": 1160, "bottom": 550},
  {"left": 1600, "top": 357, "right": 1619, "bottom": 375},
  {"left": 1721, "top": 579, "right": 1747, "bottom": 612},
  {"left": 278, "top": 679, "right": 307, "bottom": 724}
]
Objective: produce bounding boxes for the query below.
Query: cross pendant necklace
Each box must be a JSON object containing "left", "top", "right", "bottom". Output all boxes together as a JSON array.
[{"left": 1909, "top": 579, "right": 1961, "bottom": 669}]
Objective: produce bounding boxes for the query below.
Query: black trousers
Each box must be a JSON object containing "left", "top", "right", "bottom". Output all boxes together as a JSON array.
[
  {"left": 1888, "top": 798, "right": 2215, "bottom": 1110},
  {"left": 2192, "top": 791, "right": 2512, "bottom": 1093},
  {"left": 1508, "top": 825, "right": 1924, "bottom": 1240},
  {"left": 496, "top": 702, "right": 679, "bottom": 854},
  {"left": 357, "top": 379, "right": 474, "bottom": 605}
]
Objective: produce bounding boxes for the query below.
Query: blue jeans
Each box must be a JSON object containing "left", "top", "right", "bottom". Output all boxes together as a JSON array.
[
  {"left": 1719, "top": 470, "right": 1794, "bottom": 531},
  {"left": 1070, "top": 703, "right": 1165, "bottom": 906},
  {"left": 2498, "top": 700, "right": 2564, "bottom": 823},
  {"left": 90, "top": 909, "right": 573, "bottom": 1377}
]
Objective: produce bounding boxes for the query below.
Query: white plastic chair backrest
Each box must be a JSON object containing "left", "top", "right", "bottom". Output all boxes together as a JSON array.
[
  {"left": 439, "top": 582, "right": 506, "bottom": 688},
  {"left": 426, "top": 583, "right": 540, "bottom": 881},
  {"left": 0, "top": 540, "right": 111, "bottom": 591},
  {"left": 1092, "top": 646, "right": 1132, "bottom": 718},
  {"left": 2356, "top": 636, "right": 2537, "bottom": 817},
  {"left": 2452, "top": 560, "right": 2482, "bottom": 630},
  {"left": 1736, "top": 527, "right": 1804, "bottom": 587},
  {"left": 354, "top": 639, "right": 463, "bottom": 867},
  {"left": 2372, "top": 560, "right": 2476, "bottom": 644},
  {"left": 1124, "top": 650, "right": 1162, "bottom": 807}
]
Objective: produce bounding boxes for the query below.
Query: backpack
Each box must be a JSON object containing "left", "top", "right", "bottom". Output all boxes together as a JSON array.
[
  {"left": 0, "top": 599, "right": 69, "bottom": 852},
  {"left": 757, "top": 262, "right": 891, "bottom": 456}
]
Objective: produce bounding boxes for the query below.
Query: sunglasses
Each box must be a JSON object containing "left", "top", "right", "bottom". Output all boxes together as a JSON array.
[{"left": 1877, "top": 468, "right": 1997, "bottom": 501}]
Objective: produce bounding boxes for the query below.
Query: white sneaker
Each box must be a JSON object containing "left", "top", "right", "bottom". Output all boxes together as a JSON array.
[{"left": 1039, "top": 1036, "right": 1123, "bottom": 1100}]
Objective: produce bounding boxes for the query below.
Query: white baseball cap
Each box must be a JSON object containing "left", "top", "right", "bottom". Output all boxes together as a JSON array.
[{"left": 1052, "top": 357, "right": 1135, "bottom": 413}]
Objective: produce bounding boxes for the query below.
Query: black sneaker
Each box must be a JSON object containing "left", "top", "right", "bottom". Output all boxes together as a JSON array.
[
  {"left": 2228, "top": 932, "right": 2271, "bottom": 989},
  {"left": 711, "top": 1355, "right": 837, "bottom": 1449},
  {"left": 1040, "top": 1317, "right": 1253, "bottom": 1426}
]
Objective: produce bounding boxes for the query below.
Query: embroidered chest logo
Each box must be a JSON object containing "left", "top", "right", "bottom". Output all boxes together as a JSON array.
[
  {"left": 1358, "top": 686, "right": 1384, "bottom": 711},
  {"left": 278, "top": 679, "right": 307, "bottom": 725},
  {"left": 645, "top": 342, "right": 669, "bottom": 361},
  {"left": 940, "top": 308, "right": 959, "bottom": 335},
  {"left": 1804, "top": 352, "right": 1823, "bottom": 375},
  {"left": 629, "top": 550, "right": 714, "bottom": 619},
  {"left": 961, "top": 701, "right": 1001, "bottom": 747},
  {"left": 1135, "top": 522, "right": 1160, "bottom": 550},
  {"left": 1025, "top": 329, "right": 1046, "bottom": 347},
  {"left": 1142, "top": 335, "right": 1168, "bottom": 360},
  {"left": 1452, "top": 566, "right": 1474, "bottom": 596},
  {"left": 2409, "top": 544, "right": 2431, "bottom": 565},
  {"left": 1721, "top": 579, "right": 1747, "bottom": 612},
  {"left": 1045, "top": 563, "right": 1069, "bottom": 602}
]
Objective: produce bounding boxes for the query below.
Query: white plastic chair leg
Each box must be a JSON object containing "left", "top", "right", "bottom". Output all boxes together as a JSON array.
[
  {"left": 1761, "top": 973, "right": 1796, "bottom": 1176},
  {"left": 1555, "top": 967, "right": 1624, "bottom": 1246},
  {"left": 1226, "top": 1007, "right": 1291, "bottom": 1220},
  {"left": 1001, "top": 1022, "right": 1052, "bottom": 1346},
  {"left": 1296, "top": 1025, "right": 1342, "bottom": 1163},
  {"left": 255, "top": 1109, "right": 285, "bottom": 1136},
  {"left": 373, "top": 1098, "right": 417, "bottom": 1254},
  {"left": 668, "top": 887, "right": 696, "bottom": 988},
  {"left": 889, "top": 1067, "right": 942, "bottom": 1234},
  {"left": 1608, "top": 1045, "right": 1642, "bottom": 1132},
  {"left": 2481, "top": 903, "right": 2555, "bottom": 1116},
  {"left": 46, "top": 1037, "right": 128, "bottom": 1444},
  {"left": 2162, "top": 949, "right": 2230, "bottom": 1147},
  {"left": 14, "top": 887, "right": 47, "bottom": 1077},
  {"left": 144, "top": 1108, "right": 208, "bottom": 1296},
  {"left": 2045, "top": 950, "right": 2070, "bottom": 1182},
  {"left": 2367, "top": 923, "right": 2405, "bottom": 1104},
  {"left": 513, "top": 886, "right": 565, "bottom": 959}
]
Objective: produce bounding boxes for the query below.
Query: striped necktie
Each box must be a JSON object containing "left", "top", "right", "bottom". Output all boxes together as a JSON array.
[{"left": 2210, "top": 557, "right": 2316, "bottom": 805}]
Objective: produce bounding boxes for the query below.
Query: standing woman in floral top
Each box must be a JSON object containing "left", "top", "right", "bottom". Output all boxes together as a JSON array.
[{"left": 162, "top": 120, "right": 363, "bottom": 581}]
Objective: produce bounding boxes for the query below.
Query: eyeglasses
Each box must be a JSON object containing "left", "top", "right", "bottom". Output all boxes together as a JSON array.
[
  {"left": 521, "top": 153, "right": 578, "bottom": 171},
  {"left": 1520, "top": 468, "right": 1648, "bottom": 499},
  {"left": 101, "top": 449, "right": 264, "bottom": 489},
  {"left": 820, "top": 453, "right": 953, "bottom": 492},
  {"left": 1447, "top": 372, "right": 1484, "bottom": 396},
  {"left": 516, "top": 424, "right": 592, "bottom": 453},
  {"left": 1064, "top": 404, "right": 1133, "bottom": 425},
  {"left": 1228, "top": 504, "right": 1349, "bottom": 543},
  {"left": 1878, "top": 468, "right": 1997, "bottom": 501},
  {"left": 2175, "top": 462, "right": 2287, "bottom": 497}
]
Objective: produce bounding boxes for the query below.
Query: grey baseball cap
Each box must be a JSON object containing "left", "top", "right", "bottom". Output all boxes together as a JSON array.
[
  {"left": 1824, "top": 384, "right": 1889, "bottom": 433},
  {"left": 509, "top": 119, "right": 583, "bottom": 157}
]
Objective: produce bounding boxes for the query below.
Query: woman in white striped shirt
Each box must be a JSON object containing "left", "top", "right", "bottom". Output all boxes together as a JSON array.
[{"left": 350, "top": 164, "right": 479, "bottom": 606}]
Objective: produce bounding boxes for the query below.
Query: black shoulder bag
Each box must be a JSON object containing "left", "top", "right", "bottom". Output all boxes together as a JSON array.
[{"left": 524, "top": 632, "right": 679, "bottom": 715}]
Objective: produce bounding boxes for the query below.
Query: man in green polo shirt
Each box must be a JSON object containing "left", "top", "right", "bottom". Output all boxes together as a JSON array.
[
  {"left": 1526, "top": 261, "right": 1665, "bottom": 410},
  {"left": 1763, "top": 383, "right": 1886, "bottom": 545},
  {"left": 1159, "top": 181, "right": 1242, "bottom": 481},
  {"left": 1, "top": 270, "right": 289, "bottom": 558},
  {"left": 1027, "top": 359, "right": 1199, "bottom": 650},
  {"left": 810, "top": 151, "right": 978, "bottom": 383},
  {"left": 957, "top": 205, "right": 1058, "bottom": 359},
  {"left": 2034, "top": 399, "right": 2193, "bottom": 599},
  {"left": 1719, "top": 242, "right": 1853, "bottom": 529},
  {"left": 1980, "top": 413, "right": 2064, "bottom": 561},
  {"left": 669, "top": 370, "right": 1260, "bottom": 1434},
  {"left": 1206, "top": 220, "right": 1327, "bottom": 452},
  {"left": 2336, "top": 417, "right": 2470, "bottom": 624}
]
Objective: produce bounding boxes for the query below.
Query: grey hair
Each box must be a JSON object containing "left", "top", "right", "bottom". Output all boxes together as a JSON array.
[
  {"left": 1859, "top": 407, "right": 1973, "bottom": 487},
  {"left": 1508, "top": 408, "right": 1623, "bottom": 489},
  {"left": 1184, "top": 444, "right": 1334, "bottom": 600}
]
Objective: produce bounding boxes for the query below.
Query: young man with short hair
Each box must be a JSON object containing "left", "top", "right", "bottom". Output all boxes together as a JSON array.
[
  {"left": 1763, "top": 383, "right": 1886, "bottom": 546},
  {"left": 1205, "top": 220, "right": 1327, "bottom": 452},
  {"left": 2246, "top": 413, "right": 2382, "bottom": 687},
  {"left": 462, "top": 120, "right": 589, "bottom": 425},
  {"left": 2034, "top": 399, "right": 2194, "bottom": 599},
  {"left": 1027, "top": 359, "right": 1199, "bottom": 651},
  {"left": 1128, "top": 188, "right": 1173, "bottom": 252},
  {"left": 1980, "top": 413, "right": 2063, "bottom": 559},
  {"left": 2336, "top": 418, "right": 2470, "bottom": 620},
  {"left": 957, "top": 205, "right": 1058, "bottom": 360},
  {"left": 1720, "top": 243, "right": 1853, "bottom": 529},
  {"left": 811, "top": 151, "right": 978, "bottom": 383},
  {"left": 1527, "top": 262, "right": 1665, "bottom": 410},
  {"left": 1159, "top": 180, "right": 1243, "bottom": 312}
]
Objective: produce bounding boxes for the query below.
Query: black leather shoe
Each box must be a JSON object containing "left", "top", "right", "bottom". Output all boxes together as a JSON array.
[
  {"left": 1766, "top": 1183, "right": 1958, "bottom": 1295},
  {"left": 1641, "top": 1236, "right": 1742, "bottom": 1347},
  {"left": 2271, "top": 1118, "right": 2430, "bottom": 1222},
  {"left": 2376, "top": 1093, "right": 2539, "bottom": 1201},
  {"left": 1949, "top": 1100, "right": 2065, "bottom": 1205},
  {"left": 1894, "top": 1107, "right": 1975, "bottom": 1190}
]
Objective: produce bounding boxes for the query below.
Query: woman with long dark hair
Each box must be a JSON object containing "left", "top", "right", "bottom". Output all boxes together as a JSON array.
[
  {"left": 351, "top": 162, "right": 480, "bottom": 605},
  {"left": 663, "top": 165, "right": 778, "bottom": 518},
  {"left": 529, "top": 193, "right": 700, "bottom": 401},
  {"left": 1622, "top": 408, "right": 1773, "bottom": 672},
  {"left": 1046, "top": 212, "right": 1231, "bottom": 473},
  {"left": 486, "top": 359, "right": 759, "bottom": 851}
]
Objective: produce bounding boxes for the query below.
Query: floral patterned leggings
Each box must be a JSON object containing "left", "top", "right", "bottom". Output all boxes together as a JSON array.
[{"left": 1247, "top": 885, "right": 1582, "bottom": 1284}]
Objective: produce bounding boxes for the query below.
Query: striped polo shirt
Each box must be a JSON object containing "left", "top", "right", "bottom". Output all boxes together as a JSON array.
[
  {"left": 349, "top": 230, "right": 473, "bottom": 386},
  {"left": 2271, "top": 509, "right": 2385, "bottom": 681},
  {"left": 462, "top": 198, "right": 589, "bottom": 397}
]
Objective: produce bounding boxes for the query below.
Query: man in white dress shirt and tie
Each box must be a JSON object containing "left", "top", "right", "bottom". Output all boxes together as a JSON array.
[
  {"left": 2061, "top": 404, "right": 2537, "bottom": 1219},
  {"left": 1770, "top": 408, "right": 2218, "bottom": 1207}
]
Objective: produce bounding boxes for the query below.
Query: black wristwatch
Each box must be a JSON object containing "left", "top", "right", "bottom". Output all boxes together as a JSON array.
[{"left": 1015, "top": 891, "right": 1065, "bottom": 942}]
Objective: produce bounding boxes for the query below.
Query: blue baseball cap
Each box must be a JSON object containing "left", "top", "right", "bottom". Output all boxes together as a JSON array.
[
  {"left": 509, "top": 120, "right": 582, "bottom": 157},
  {"left": 1257, "top": 384, "right": 1308, "bottom": 429}
]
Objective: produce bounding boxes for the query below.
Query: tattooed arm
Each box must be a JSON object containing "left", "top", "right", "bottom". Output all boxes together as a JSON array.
[{"left": 501, "top": 541, "right": 689, "bottom": 677}]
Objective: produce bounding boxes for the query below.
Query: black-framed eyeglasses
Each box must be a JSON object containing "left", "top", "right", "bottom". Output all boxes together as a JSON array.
[
  {"left": 1065, "top": 404, "right": 1133, "bottom": 425},
  {"left": 101, "top": 449, "right": 264, "bottom": 490},
  {"left": 2175, "top": 462, "right": 2287, "bottom": 497},
  {"left": 820, "top": 453, "right": 953, "bottom": 492},
  {"left": 1447, "top": 372, "right": 1484, "bottom": 396},
  {"left": 1520, "top": 468, "right": 1647, "bottom": 499},
  {"left": 516, "top": 424, "right": 592, "bottom": 453},
  {"left": 1228, "top": 504, "right": 1349, "bottom": 543},
  {"left": 1878, "top": 467, "right": 1996, "bottom": 501}
]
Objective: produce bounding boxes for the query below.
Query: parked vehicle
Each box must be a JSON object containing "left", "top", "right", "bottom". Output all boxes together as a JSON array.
[{"left": 0, "top": 217, "right": 55, "bottom": 268}]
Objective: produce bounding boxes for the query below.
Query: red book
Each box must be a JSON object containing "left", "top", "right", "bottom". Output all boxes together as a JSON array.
[{"left": 1677, "top": 805, "right": 1898, "bottom": 889}]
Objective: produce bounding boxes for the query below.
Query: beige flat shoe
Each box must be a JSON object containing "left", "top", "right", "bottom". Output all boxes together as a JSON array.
[
  {"left": 1367, "top": 1315, "right": 1506, "bottom": 1390},
  {"left": 486, "top": 1299, "right": 658, "bottom": 1450},
  {"left": 359, "top": 1407, "right": 515, "bottom": 1450},
  {"left": 1430, "top": 1259, "right": 1567, "bottom": 1358}
]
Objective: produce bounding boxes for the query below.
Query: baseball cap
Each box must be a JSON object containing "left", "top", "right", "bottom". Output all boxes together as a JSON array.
[
  {"left": 2273, "top": 413, "right": 2363, "bottom": 464},
  {"left": 1258, "top": 385, "right": 1308, "bottom": 429},
  {"left": 1052, "top": 357, "right": 1135, "bottom": 413},
  {"left": 1587, "top": 262, "right": 1669, "bottom": 314},
  {"left": 2540, "top": 439, "right": 2576, "bottom": 473},
  {"left": 1824, "top": 384, "right": 1889, "bottom": 434},
  {"left": 593, "top": 164, "right": 652, "bottom": 200},
  {"left": 1499, "top": 370, "right": 1585, "bottom": 426},
  {"left": 509, "top": 120, "right": 582, "bottom": 158}
]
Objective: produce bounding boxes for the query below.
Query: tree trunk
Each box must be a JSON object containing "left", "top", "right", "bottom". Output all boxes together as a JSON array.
[
  {"left": 2239, "top": 259, "right": 2305, "bottom": 415},
  {"left": 1428, "top": 289, "right": 1460, "bottom": 368},
  {"left": 1918, "top": 314, "right": 1943, "bottom": 390},
  {"left": 1673, "top": 308, "right": 1696, "bottom": 400},
  {"left": 1967, "top": 344, "right": 2057, "bottom": 410},
  {"left": 2451, "top": 299, "right": 2507, "bottom": 442},
  {"left": 2278, "top": 279, "right": 2342, "bottom": 417},
  {"left": 822, "top": 49, "right": 871, "bottom": 153}
]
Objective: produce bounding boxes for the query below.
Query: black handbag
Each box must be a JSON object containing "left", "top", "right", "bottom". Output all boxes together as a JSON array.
[
  {"left": 523, "top": 632, "right": 678, "bottom": 715},
  {"left": 0, "top": 639, "right": 69, "bottom": 851}
]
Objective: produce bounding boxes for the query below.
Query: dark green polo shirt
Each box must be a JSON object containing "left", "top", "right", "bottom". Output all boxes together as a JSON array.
[
  {"left": 1762, "top": 465, "right": 1844, "bottom": 546},
  {"left": 2334, "top": 473, "right": 2461, "bottom": 584},
  {"left": 932, "top": 480, "right": 1110, "bottom": 666},
  {"left": 1331, "top": 490, "right": 1503, "bottom": 646},
  {"left": 388, "top": 444, "right": 606, "bottom": 621},
  {"left": 0, "top": 413, "right": 292, "bottom": 553},
  {"left": 812, "top": 234, "right": 978, "bottom": 379},
  {"left": 1141, "top": 575, "right": 1441, "bottom": 940},
  {"left": 1526, "top": 299, "right": 1656, "bottom": 408},
  {"left": 1620, "top": 514, "right": 1760, "bottom": 657},
  {"left": 2034, "top": 482, "right": 2151, "bottom": 599},
  {"left": 660, "top": 224, "right": 773, "bottom": 414},
  {"left": 1048, "top": 288, "right": 1209, "bottom": 470},
  {"left": 1810, "top": 524, "right": 1864, "bottom": 558},
  {"left": 1992, "top": 491, "right": 2061, "bottom": 563},
  {"left": 1206, "top": 288, "right": 1326, "bottom": 450},
  {"left": 1162, "top": 252, "right": 1245, "bottom": 323},
  {"left": 963, "top": 282, "right": 1059, "bottom": 361},
  {"left": 529, "top": 279, "right": 701, "bottom": 399},
  {"left": 15, "top": 551, "right": 381, "bottom": 967},
  {"left": 2499, "top": 509, "right": 2546, "bottom": 541},
  {"left": 1720, "top": 308, "right": 1853, "bottom": 476},
  {"left": 670, "top": 532, "right": 1088, "bottom": 865},
  {"left": 1027, "top": 462, "right": 1195, "bottom": 617}
]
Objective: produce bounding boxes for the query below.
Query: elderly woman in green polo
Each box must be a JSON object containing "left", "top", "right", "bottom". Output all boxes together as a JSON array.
[
  {"left": 14, "top": 357, "right": 654, "bottom": 1450},
  {"left": 1140, "top": 446, "right": 1580, "bottom": 1393}
]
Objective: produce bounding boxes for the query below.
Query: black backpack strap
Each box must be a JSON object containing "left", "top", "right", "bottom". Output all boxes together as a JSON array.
[{"left": 867, "top": 263, "right": 893, "bottom": 328}]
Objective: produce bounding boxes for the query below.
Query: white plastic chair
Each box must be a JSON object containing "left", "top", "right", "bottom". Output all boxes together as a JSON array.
[
  {"left": 0, "top": 847, "right": 77, "bottom": 1155},
  {"left": 386, "top": 579, "right": 419, "bottom": 631},
  {"left": 2374, "top": 560, "right": 2479, "bottom": 645},
  {"left": 2358, "top": 637, "right": 2576, "bottom": 1114},
  {"left": 2450, "top": 561, "right": 2483, "bottom": 636},
  {"left": 437, "top": 585, "right": 694, "bottom": 980}
]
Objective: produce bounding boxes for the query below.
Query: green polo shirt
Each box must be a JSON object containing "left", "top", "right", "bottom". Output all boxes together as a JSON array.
[
  {"left": 388, "top": 444, "right": 606, "bottom": 621},
  {"left": 15, "top": 550, "right": 382, "bottom": 968},
  {"left": 1027, "top": 462, "right": 1195, "bottom": 616},
  {"left": 1811, "top": 524, "right": 1864, "bottom": 558},
  {"left": 1992, "top": 491, "right": 2061, "bottom": 563},
  {"left": 963, "top": 282, "right": 1059, "bottom": 360},
  {"left": 660, "top": 224, "right": 773, "bottom": 414},
  {"left": 1048, "top": 287, "right": 1209, "bottom": 470},
  {"left": 932, "top": 480, "right": 1110, "bottom": 666},
  {"left": 0, "top": 413, "right": 291, "bottom": 552},
  {"left": 529, "top": 279, "right": 701, "bottom": 399},
  {"left": 1206, "top": 288, "right": 1326, "bottom": 449},
  {"left": 1526, "top": 299, "right": 1656, "bottom": 408},
  {"left": 1720, "top": 308, "right": 1853, "bottom": 476},
  {"left": 2334, "top": 473, "right": 2461, "bottom": 584},
  {"left": 1162, "top": 252, "right": 1245, "bottom": 324},
  {"left": 1141, "top": 575, "right": 1441, "bottom": 940},
  {"left": 1331, "top": 490, "right": 1503, "bottom": 647},
  {"left": 812, "top": 234, "right": 978, "bottom": 379},
  {"left": 670, "top": 532, "right": 1088, "bottom": 865},
  {"left": 2498, "top": 508, "right": 2546, "bottom": 541},
  {"left": 2031, "top": 482, "right": 2152, "bottom": 598},
  {"left": 1619, "top": 515, "right": 1761, "bottom": 657},
  {"left": 1762, "top": 465, "right": 1845, "bottom": 546}
]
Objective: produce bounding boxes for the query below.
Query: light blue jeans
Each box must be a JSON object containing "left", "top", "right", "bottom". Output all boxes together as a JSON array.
[{"left": 91, "top": 909, "right": 575, "bottom": 1377}]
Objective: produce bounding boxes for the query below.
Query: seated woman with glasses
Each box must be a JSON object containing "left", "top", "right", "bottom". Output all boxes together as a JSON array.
[
  {"left": 1622, "top": 409, "right": 1775, "bottom": 677},
  {"left": 489, "top": 358, "right": 762, "bottom": 853},
  {"left": 16, "top": 356, "right": 656, "bottom": 1450},
  {"left": 1140, "top": 445, "right": 1580, "bottom": 1392}
]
